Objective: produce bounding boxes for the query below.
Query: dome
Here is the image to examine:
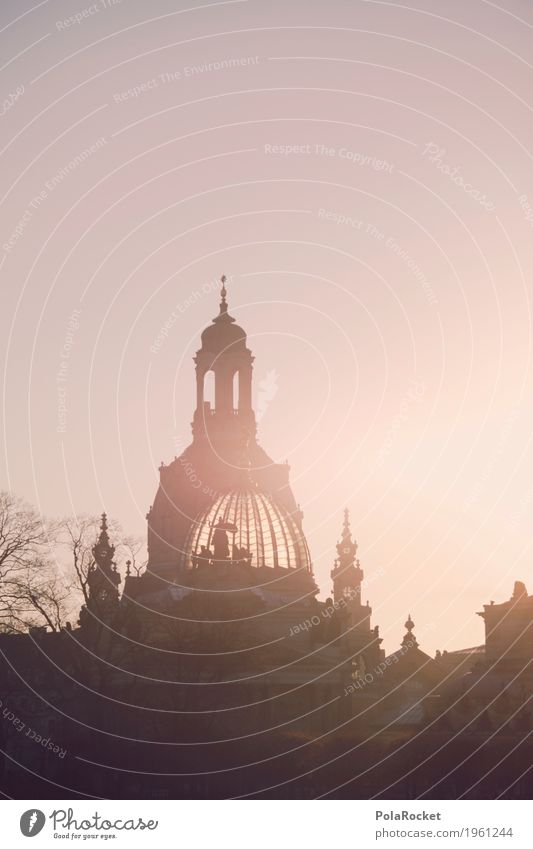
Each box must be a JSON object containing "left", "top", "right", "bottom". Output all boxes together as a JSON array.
[
  {"left": 200, "top": 279, "right": 247, "bottom": 355},
  {"left": 200, "top": 314, "right": 246, "bottom": 356},
  {"left": 182, "top": 490, "right": 312, "bottom": 572}
]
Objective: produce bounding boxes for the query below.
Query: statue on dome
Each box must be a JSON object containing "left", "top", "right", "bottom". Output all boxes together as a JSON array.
[
  {"left": 192, "top": 545, "right": 212, "bottom": 569},
  {"left": 212, "top": 517, "right": 238, "bottom": 561}
]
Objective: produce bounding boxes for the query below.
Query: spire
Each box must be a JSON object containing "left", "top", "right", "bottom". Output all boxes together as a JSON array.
[
  {"left": 81, "top": 512, "right": 121, "bottom": 626},
  {"left": 341, "top": 508, "right": 351, "bottom": 541},
  {"left": 213, "top": 273, "right": 235, "bottom": 323},
  {"left": 331, "top": 509, "right": 363, "bottom": 603},
  {"left": 220, "top": 274, "right": 228, "bottom": 314},
  {"left": 401, "top": 613, "right": 418, "bottom": 649},
  {"left": 92, "top": 512, "right": 116, "bottom": 573},
  {"left": 336, "top": 508, "right": 358, "bottom": 567}
]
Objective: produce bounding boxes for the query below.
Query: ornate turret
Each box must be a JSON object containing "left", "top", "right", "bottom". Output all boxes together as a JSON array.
[
  {"left": 330, "top": 511, "right": 384, "bottom": 686},
  {"left": 331, "top": 509, "right": 363, "bottom": 603},
  {"left": 86, "top": 513, "right": 121, "bottom": 612}
]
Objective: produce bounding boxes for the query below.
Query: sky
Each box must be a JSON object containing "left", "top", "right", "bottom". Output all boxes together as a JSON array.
[{"left": 2, "top": 0, "right": 533, "bottom": 655}]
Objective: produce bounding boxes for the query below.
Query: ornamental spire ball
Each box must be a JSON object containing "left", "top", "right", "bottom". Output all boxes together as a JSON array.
[
  {"left": 220, "top": 273, "right": 228, "bottom": 313},
  {"left": 214, "top": 272, "right": 231, "bottom": 320},
  {"left": 401, "top": 614, "right": 418, "bottom": 648}
]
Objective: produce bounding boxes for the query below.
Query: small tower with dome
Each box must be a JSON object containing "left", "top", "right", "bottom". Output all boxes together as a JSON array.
[
  {"left": 145, "top": 277, "right": 311, "bottom": 588},
  {"left": 192, "top": 275, "right": 256, "bottom": 447}
]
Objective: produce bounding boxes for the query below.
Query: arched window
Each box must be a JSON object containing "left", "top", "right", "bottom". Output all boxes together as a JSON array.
[{"left": 203, "top": 370, "right": 215, "bottom": 408}]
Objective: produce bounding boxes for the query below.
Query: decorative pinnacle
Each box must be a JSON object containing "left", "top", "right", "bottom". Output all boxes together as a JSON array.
[
  {"left": 402, "top": 613, "right": 418, "bottom": 648},
  {"left": 334, "top": 508, "right": 358, "bottom": 577},
  {"left": 220, "top": 274, "right": 228, "bottom": 313},
  {"left": 342, "top": 507, "right": 350, "bottom": 538},
  {"left": 339, "top": 508, "right": 357, "bottom": 553},
  {"left": 212, "top": 273, "right": 235, "bottom": 325},
  {"left": 93, "top": 511, "right": 116, "bottom": 571}
]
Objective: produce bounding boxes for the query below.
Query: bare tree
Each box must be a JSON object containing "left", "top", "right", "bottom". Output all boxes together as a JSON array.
[
  {"left": 0, "top": 498, "right": 146, "bottom": 634},
  {"left": 3, "top": 559, "right": 70, "bottom": 633},
  {"left": 0, "top": 491, "right": 60, "bottom": 633},
  {"left": 0, "top": 491, "right": 50, "bottom": 578},
  {"left": 119, "top": 534, "right": 146, "bottom": 577}
]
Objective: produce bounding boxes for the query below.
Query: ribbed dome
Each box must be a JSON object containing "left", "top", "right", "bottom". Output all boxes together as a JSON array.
[{"left": 182, "top": 490, "right": 312, "bottom": 571}]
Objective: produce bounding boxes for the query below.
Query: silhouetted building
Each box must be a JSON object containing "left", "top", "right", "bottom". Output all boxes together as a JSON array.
[
  {"left": 1, "top": 280, "right": 532, "bottom": 799},
  {"left": 145, "top": 277, "right": 308, "bottom": 591},
  {"left": 425, "top": 582, "right": 533, "bottom": 739}
]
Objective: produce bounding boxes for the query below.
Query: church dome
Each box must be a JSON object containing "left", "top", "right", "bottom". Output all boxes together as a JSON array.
[
  {"left": 181, "top": 490, "right": 312, "bottom": 572},
  {"left": 200, "top": 275, "right": 247, "bottom": 355},
  {"left": 200, "top": 315, "right": 246, "bottom": 355}
]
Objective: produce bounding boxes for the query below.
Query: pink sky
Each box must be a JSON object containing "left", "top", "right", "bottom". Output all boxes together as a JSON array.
[{"left": 2, "top": 0, "right": 533, "bottom": 654}]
